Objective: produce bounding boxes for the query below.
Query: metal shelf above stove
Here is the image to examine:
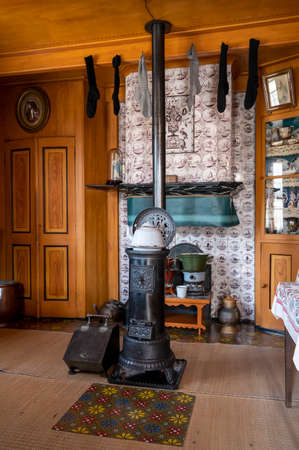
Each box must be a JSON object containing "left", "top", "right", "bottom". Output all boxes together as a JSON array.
[{"left": 86, "top": 181, "right": 244, "bottom": 197}]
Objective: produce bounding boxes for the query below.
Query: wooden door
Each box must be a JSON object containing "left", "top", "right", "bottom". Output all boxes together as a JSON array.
[
  {"left": 37, "top": 137, "right": 78, "bottom": 317},
  {"left": 259, "top": 243, "right": 299, "bottom": 330},
  {"left": 5, "top": 139, "right": 39, "bottom": 316}
]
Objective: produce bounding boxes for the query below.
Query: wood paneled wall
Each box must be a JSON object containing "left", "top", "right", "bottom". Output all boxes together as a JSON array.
[
  {"left": 84, "top": 81, "right": 125, "bottom": 312},
  {"left": 258, "top": 56, "right": 299, "bottom": 121},
  {"left": 0, "top": 73, "right": 112, "bottom": 317},
  {"left": 0, "top": 118, "right": 5, "bottom": 279},
  {"left": 0, "top": 69, "right": 120, "bottom": 317},
  {"left": 0, "top": 78, "right": 86, "bottom": 317},
  {"left": 0, "top": 79, "right": 84, "bottom": 139},
  {"left": 84, "top": 79, "right": 109, "bottom": 313}
]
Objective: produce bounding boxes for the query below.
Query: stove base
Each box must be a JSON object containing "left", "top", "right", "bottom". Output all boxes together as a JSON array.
[{"left": 108, "top": 359, "right": 186, "bottom": 390}]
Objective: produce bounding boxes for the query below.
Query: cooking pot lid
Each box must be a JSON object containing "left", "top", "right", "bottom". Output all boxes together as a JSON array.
[
  {"left": 180, "top": 253, "right": 209, "bottom": 257},
  {"left": 169, "top": 243, "right": 202, "bottom": 257}
]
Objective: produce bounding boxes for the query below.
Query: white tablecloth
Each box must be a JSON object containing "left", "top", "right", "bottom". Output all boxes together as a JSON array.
[{"left": 271, "top": 282, "right": 299, "bottom": 370}]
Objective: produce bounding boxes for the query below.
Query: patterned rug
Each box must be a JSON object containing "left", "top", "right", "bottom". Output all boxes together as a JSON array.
[{"left": 53, "top": 383, "right": 195, "bottom": 446}]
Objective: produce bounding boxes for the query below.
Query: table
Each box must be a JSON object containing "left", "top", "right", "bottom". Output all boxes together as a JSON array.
[
  {"left": 165, "top": 294, "right": 211, "bottom": 336},
  {"left": 271, "top": 281, "right": 299, "bottom": 407}
]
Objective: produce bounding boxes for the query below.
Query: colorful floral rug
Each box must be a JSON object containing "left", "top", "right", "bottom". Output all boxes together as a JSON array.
[{"left": 53, "top": 383, "right": 195, "bottom": 446}]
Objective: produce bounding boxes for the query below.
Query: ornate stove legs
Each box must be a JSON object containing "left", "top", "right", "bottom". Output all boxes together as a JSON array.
[
  {"left": 110, "top": 364, "right": 143, "bottom": 381},
  {"left": 110, "top": 363, "right": 175, "bottom": 383},
  {"left": 164, "top": 367, "right": 175, "bottom": 385},
  {"left": 108, "top": 359, "right": 187, "bottom": 389}
]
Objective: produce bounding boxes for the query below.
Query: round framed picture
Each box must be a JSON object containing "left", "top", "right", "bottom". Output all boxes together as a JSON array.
[{"left": 16, "top": 87, "right": 50, "bottom": 132}]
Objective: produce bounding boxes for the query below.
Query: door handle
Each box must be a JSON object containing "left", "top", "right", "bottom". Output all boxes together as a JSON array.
[{"left": 261, "top": 284, "right": 268, "bottom": 288}]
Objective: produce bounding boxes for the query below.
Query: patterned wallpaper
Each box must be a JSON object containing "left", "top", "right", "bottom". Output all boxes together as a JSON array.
[{"left": 118, "top": 65, "right": 256, "bottom": 321}]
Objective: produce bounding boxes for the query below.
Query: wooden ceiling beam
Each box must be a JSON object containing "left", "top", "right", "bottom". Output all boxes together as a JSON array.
[{"left": 0, "top": 19, "right": 298, "bottom": 76}]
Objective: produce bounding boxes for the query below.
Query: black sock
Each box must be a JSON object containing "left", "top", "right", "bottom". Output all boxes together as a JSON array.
[
  {"left": 112, "top": 55, "right": 121, "bottom": 116},
  {"left": 217, "top": 43, "right": 229, "bottom": 113},
  {"left": 84, "top": 55, "right": 100, "bottom": 118},
  {"left": 244, "top": 39, "right": 260, "bottom": 110}
]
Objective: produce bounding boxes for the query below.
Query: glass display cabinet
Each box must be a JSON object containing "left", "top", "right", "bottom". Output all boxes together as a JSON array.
[
  {"left": 256, "top": 101, "right": 299, "bottom": 332},
  {"left": 265, "top": 116, "right": 299, "bottom": 235}
]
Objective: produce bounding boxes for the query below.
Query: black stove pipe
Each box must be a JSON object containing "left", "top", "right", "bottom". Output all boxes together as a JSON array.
[{"left": 145, "top": 20, "right": 171, "bottom": 209}]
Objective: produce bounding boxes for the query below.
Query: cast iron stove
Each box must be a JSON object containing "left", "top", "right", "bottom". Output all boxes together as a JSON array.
[{"left": 109, "top": 247, "right": 186, "bottom": 389}]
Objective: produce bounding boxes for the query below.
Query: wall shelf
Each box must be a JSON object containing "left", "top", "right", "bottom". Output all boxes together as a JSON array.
[
  {"left": 86, "top": 184, "right": 119, "bottom": 190},
  {"left": 86, "top": 181, "right": 244, "bottom": 196},
  {"left": 86, "top": 182, "right": 243, "bottom": 227}
]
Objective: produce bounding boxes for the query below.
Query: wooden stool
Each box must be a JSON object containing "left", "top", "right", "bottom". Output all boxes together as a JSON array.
[{"left": 165, "top": 295, "right": 211, "bottom": 336}]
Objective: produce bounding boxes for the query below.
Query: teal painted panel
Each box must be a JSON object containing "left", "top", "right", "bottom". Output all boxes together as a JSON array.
[{"left": 127, "top": 196, "right": 239, "bottom": 227}]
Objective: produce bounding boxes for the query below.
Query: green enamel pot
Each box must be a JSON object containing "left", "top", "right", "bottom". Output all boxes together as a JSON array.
[{"left": 178, "top": 253, "right": 211, "bottom": 272}]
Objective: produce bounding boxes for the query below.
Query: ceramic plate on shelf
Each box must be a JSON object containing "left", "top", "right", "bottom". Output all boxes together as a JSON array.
[
  {"left": 169, "top": 243, "right": 202, "bottom": 258},
  {"left": 133, "top": 207, "right": 176, "bottom": 247}
]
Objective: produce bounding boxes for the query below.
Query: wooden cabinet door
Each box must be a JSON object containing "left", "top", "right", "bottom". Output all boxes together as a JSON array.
[
  {"left": 5, "top": 139, "right": 39, "bottom": 316},
  {"left": 259, "top": 243, "right": 299, "bottom": 330},
  {"left": 37, "top": 137, "right": 78, "bottom": 317}
]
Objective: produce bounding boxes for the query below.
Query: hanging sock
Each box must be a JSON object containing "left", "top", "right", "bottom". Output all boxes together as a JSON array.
[
  {"left": 112, "top": 55, "right": 121, "bottom": 116},
  {"left": 244, "top": 38, "right": 260, "bottom": 110},
  {"left": 84, "top": 55, "right": 100, "bottom": 118},
  {"left": 136, "top": 51, "right": 151, "bottom": 118},
  {"left": 217, "top": 43, "right": 229, "bottom": 113},
  {"left": 187, "top": 44, "right": 200, "bottom": 111}
]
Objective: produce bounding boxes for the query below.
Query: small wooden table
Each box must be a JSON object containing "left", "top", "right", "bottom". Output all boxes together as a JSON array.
[{"left": 165, "top": 294, "right": 211, "bottom": 336}]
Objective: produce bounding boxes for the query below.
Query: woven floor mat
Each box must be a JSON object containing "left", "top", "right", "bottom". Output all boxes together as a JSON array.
[
  {"left": 0, "top": 373, "right": 298, "bottom": 450},
  {"left": 0, "top": 328, "right": 298, "bottom": 400}
]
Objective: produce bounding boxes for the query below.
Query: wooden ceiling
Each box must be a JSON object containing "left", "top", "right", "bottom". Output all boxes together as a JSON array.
[
  {"left": 0, "top": 0, "right": 298, "bottom": 75},
  {"left": 0, "top": 0, "right": 298, "bottom": 53}
]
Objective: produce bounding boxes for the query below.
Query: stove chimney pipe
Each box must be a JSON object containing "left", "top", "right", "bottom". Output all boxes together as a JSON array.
[
  {"left": 108, "top": 19, "right": 186, "bottom": 389},
  {"left": 145, "top": 20, "right": 171, "bottom": 208}
]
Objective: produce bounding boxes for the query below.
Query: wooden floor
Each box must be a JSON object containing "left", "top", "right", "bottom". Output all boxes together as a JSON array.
[{"left": 0, "top": 328, "right": 298, "bottom": 449}]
